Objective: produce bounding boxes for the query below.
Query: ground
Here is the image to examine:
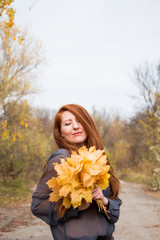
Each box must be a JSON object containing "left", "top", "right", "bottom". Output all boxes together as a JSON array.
[{"left": 0, "top": 181, "right": 160, "bottom": 240}]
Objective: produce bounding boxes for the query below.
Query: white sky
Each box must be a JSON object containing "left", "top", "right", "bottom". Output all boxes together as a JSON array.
[{"left": 13, "top": 0, "right": 160, "bottom": 118}]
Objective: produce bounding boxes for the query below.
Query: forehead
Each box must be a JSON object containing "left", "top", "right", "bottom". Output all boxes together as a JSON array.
[{"left": 61, "top": 111, "right": 76, "bottom": 121}]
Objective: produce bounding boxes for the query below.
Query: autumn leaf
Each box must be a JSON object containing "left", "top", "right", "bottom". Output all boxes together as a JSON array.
[
  {"left": 49, "top": 190, "right": 60, "bottom": 202},
  {"left": 70, "top": 187, "right": 93, "bottom": 208},
  {"left": 46, "top": 146, "right": 110, "bottom": 210},
  {"left": 63, "top": 197, "right": 71, "bottom": 209},
  {"left": 59, "top": 184, "right": 74, "bottom": 197}
]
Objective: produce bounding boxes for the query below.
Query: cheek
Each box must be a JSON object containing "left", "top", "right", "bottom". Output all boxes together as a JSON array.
[
  {"left": 84, "top": 132, "right": 87, "bottom": 140},
  {"left": 61, "top": 127, "right": 66, "bottom": 137},
  {"left": 61, "top": 127, "right": 71, "bottom": 138},
  {"left": 81, "top": 127, "right": 87, "bottom": 140},
  {"left": 82, "top": 127, "right": 87, "bottom": 137}
]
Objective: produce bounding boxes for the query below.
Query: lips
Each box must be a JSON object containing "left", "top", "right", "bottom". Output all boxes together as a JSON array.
[{"left": 73, "top": 132, "right": 82, "bottom": 135}]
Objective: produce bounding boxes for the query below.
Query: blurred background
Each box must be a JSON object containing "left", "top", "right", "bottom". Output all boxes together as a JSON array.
[{"left": 0, "top": 0, "right": 160, "bottom": 205}]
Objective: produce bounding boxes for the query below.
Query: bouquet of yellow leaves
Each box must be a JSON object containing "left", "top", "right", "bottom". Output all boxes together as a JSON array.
[{"left": 47, "top": 146, "right": 110, "bottom": 216}]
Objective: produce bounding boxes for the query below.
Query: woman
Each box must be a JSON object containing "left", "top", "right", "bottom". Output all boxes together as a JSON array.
[{"left": 31, "top": 104, "right": 122, "bottom": 240}]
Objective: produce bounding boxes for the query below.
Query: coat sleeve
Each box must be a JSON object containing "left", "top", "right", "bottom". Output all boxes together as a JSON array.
[
  {"left": 100, "top": 187, "right": 122, "bottom": 224},
  {"left": 31, "top": 150, "right": 79, "bottom": 226}
]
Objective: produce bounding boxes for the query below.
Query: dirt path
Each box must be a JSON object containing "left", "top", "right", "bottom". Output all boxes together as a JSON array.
[
  {"left": 0, "top": 181, "right": 160, "bottom": 240},
  {"left": 114, "top": 181, "right": 160, "bottom": 240}
]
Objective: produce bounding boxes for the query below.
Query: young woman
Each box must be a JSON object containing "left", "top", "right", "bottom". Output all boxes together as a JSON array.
[{"left": 31, "top": 104, "right": 122, "bottom": 240}]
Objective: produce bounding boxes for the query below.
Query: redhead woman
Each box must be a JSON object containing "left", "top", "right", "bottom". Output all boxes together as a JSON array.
[{"left": 31, "top": 104, "right": 122, "bottom": 240}]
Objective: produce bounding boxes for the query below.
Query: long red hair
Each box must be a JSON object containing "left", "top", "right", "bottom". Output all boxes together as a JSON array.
[{"left": 53, "top": 104, "right": 120, "bottom": 217}]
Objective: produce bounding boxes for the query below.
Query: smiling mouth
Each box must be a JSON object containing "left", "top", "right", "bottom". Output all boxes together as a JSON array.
[{"left": 73, "top": 132, "right": 82, "bottom": 135}]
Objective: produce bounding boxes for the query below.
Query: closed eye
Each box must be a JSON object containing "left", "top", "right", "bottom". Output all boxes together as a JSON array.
[{"left": 65, "top": 122, "right": 71, "bottom": 126}]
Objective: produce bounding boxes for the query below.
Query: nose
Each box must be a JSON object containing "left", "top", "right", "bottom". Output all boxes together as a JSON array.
[{"left": 73, "top": 120, "right": 79, "bottom": 129}]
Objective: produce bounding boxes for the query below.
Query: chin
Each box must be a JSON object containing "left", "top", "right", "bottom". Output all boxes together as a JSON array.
[{"left": 74, "top": 142, "right": 85, "bottom": 147}]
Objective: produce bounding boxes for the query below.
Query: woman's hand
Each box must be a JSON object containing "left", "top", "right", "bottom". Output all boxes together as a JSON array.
[
  {"left": 78, "top": 199, "right": 90, "bottom": 211},
  {"left": 92, "top": 185, "right": 109, "bottom": 206}
]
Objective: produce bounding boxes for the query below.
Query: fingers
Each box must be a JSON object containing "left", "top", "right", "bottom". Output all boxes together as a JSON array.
[
  {"left": 92, "top": 193, "right": 100, "bottom": 200},
  {"left": 92, "top": 184, "right": 99, "bottom": 193},
  {"left": 92, "top": 185, "right": 103, "bottom": 200},
  {"left": 92, "top": 185, "right": 108, "bottom": 205}
]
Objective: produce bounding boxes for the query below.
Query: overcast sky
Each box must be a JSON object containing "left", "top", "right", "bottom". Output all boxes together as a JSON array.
[{"left": 13, "top": 0, "right": 160, "bottom": 118}]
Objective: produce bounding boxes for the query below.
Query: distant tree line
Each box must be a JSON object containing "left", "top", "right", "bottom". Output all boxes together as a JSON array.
[
  {"left": 0, "top": 1, "right": 159, "bottom": 190},
  {"left": 92, "top": 63, "right": 160, "bottom": 190},
  {"left": 0, "top": 1, "right": 54, "bottom": 182}
]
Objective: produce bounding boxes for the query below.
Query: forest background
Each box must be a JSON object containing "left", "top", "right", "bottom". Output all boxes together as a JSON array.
[{"left": 0, "top": 0, "right": 160, "bottom": 205}]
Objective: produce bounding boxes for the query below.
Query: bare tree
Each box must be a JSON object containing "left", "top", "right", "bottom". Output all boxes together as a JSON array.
[
  {"left": 132, "top": 62, "right": 160, "bottom": 114},
  {"left": 131, "top": 62, "right": 160, "bottom": 163},
  {"left": 0, "top": 22, "right": 45, "bottom": 121}
]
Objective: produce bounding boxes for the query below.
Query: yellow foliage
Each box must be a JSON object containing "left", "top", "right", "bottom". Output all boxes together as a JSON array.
[
  {"left": 47, "top": 146, "right": 110, "bottom": 209},
  {"left": 18, "top": 36, "right": 24, "bottom": 44},
  {"left": 20, "top": 120, "right": 24, "bottom": 126},
  {"left": 20, "top": 119, "right": 29, "bottom": 128},
  {"left": 24, "top": 100, "right": 28, "bottom": 105},
  {"left": 4, "top": 131, "right": 9, "bottom": 138},
  {"left": 2, "top": 120, "right": 7, "bottom": 128},
  {"left": 1, "top": 121, "right": 9, "bottom": 139},
  {"left": 6, "top": 47, "right": 11, "bottom": 53},
  {"left": 24, "top": 83, "right": 31, "bottom": 90},
  {"left": 12, "top": 132, "right": 16, "bottom": 142},
  {"left": 18, "top": 134, "right": 22, "bottom": 139},
  {"left": 112, "top": 139, "right": 131, "bottom": 168},
  {"left": 1, "top": 3, "right": 15, "bottom": 28},
  {"left": 0, "top": 1, "right": 24, "bottom": 55}
]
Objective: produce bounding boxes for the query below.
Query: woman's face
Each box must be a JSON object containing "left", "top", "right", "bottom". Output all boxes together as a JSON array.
[{"left": 60, "top": 111, "right": 87, "bottom": 146}]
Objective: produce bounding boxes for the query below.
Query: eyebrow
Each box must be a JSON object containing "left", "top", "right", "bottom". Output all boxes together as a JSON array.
[{"left": 63, "top": 119, "right": 72, "bottom": 122}]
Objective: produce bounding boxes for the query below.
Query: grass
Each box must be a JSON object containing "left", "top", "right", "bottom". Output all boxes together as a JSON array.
[
  {"left": 0, "top": 163, "right": 159, "bottom": 206},
  {"left": 115, "top": 163, "right": 154, "bottom": 185},
  {"left": 118, "top": 169, "right": 151, "bottom": 184},
  {"left": 0, "top": 178, "right": 32, "bottom": 206}
]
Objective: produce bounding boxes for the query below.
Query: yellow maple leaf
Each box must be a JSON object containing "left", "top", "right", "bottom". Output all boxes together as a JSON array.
[
  {"left": 80, "top": 170, "right": 96, "bottom": 187},
  {"left": 47, "top": 146, "right": 111, "bottom": 210},
  {"left": 96, "top": 172, "right": 110, "bottom": 190},
  {"left": 59, "top": 184, "right": 74, "bottom": 197},
  {"left": 63, "top": 197, "right": 71, "bottom": 209},
  {"left": 47, "top": 177, "right": 57, "bottom": 189},
  {"left": 47, "top": 177, "right": 61, "bottom": 202},
  {"left": 83, "top": 161, "right": 102, "bottom": 176},
  {"left": 49, "top": 190, "right": 60, "bottom": 202},
  {"left": 70, "top": 187, "right": 93, "bottom": 208}
]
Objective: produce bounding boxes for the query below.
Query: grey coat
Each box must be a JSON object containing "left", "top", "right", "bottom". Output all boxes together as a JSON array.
[{"left": 31, "top": 149, "right": 122, "bottom": 240}]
